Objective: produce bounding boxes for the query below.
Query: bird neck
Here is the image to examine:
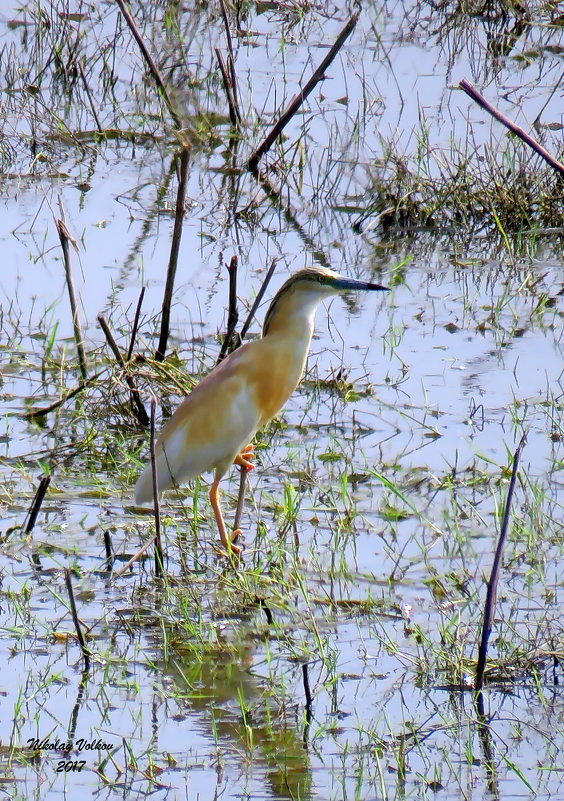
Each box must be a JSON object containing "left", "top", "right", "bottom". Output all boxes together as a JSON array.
[{"left": 262, "top": 291, "right": 321, "bottom": 350}]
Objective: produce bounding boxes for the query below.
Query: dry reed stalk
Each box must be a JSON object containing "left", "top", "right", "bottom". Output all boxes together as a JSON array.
[
  {"left": 248, "top": 13, "right": 358, "bottom": 172},
  {"left": 475, "top": 431, "right": 528, "bottom": 694},
  {"left": 155, "top": 145, "right": 190, "bottom": 362}
]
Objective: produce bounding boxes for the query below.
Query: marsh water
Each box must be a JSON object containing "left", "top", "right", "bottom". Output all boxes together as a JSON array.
[{"left": 0, "top": 2, "right": 562, "bottom": 800}]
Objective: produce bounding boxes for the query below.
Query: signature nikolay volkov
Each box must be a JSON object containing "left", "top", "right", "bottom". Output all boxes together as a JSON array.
[{"left": 27, "top": 737, "right": 113, "bottom": 752}]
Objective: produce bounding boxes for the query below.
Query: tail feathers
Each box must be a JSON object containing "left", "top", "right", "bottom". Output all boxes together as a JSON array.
[
  {"left": 134, "top": 446, "right": 181, "bottom": 505},
  {"left": 134, "top": 464, "right": 157, "bottom": 505}
]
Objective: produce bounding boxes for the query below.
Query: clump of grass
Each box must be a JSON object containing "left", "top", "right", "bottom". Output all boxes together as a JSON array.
[{"left": 356, "top": 134, "right": 564, "bottom": 236}]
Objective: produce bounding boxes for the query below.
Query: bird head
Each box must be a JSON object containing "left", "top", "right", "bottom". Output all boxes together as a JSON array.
[{"left": 263, "top": 267, "right": 389, "bottom": 335}]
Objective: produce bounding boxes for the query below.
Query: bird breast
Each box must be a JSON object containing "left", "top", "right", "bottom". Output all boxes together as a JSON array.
[
  {"left": 242, "top": 333, "right": 311, "bottom": 425},
  {"left": 149, "top": 332, "right": 310, "bottom": 484}
]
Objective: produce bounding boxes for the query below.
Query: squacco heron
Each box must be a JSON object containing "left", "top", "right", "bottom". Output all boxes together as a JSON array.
[{"left": 135, "top": 267, "right": 388, "bottom": 554}]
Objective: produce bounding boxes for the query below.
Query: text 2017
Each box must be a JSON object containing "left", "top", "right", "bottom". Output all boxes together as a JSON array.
[{"left": 56, "top": 760, "right": 86, "bottom": 773}]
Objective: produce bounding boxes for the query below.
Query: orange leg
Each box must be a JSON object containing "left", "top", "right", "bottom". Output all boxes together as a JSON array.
[
  {"left": 210, "top": 475, "right": 243, "bottom": 558},
  {"left": 210, "top": 446, "right": 255, "bottom": 558}
]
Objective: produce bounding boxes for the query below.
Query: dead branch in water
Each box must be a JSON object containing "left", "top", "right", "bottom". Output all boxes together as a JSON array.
[
  {"left": 248, "top": 13, "right": 359, "bottom": 172},
  {"left": 459, "top": 80, "right": 564, "bottom": 178}
]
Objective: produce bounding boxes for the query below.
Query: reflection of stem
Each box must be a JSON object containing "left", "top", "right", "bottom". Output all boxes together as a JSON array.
[
  {"left": 247, "top": 169, "right": 331, "bottom": 268},
  {"left": 103, "top": 530, "right": 114, "bottom": 571},
  {"left": 216, "top": 48, "right": 240, "bottom": 130},
  {"left": 25, "top": 369, "right": 107, "bottom": 420},
  {"left": 255, "top": 596, "right": 273, "bottom": 624},
  {"left": 65, "top": 568, "right": 91, "bottom": 669},
  {"left": 475, "top": 431, "right": 527, "bottom": 691},
  {"left": 67, "top": 669, "right": 89, "bottom": 750},
  {"left": 218, "top": 0, "right": 241, "bottom": 126},
  {"left": 475, "top": 704, "right": 501, "bottom": 800},
  {"left": 302, "top": 662, "right": 313, "bottom": 748},
  {"left": 78, "top": 60, "right": 103, "bottom": 133},
  {"left": 121, "top": 158, "right": 176, "bottom": 272}
]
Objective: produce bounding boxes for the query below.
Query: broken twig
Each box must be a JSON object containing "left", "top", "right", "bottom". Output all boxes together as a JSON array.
[
  {"left": 475, "top": 432, "right": 528, "bottom": 693},
  {"left": 56, "top": 215, "right": 88, "bottom": 382},
  {"left": 459, "top": 79, "right": 564, "bottom": 177},
  {"left": 149, "top": 397, "right": 164, "bottom": 578},
  {"left": 115, "top": 0, "right": 183, "bottom": 131},
  {"left": 98, "top": 315, "right": 149, "bottom": 427},
  {"left": 112, "top": 535, "right": 156, "bottom": 578},
  {"left": 24, "top": 476, "right": 51, "bottom": 535},
  {"left": 155, "top": 145, "right": 190, "bottom": 362},
  {"left": 127, "top": 285, "right": 146, "bottom": 362},
  {"left": 217, "top": 255, "right": 241, "bottom": 363},
  {"left": 248, "top": 13, "right": 358, "bottom": 172}
]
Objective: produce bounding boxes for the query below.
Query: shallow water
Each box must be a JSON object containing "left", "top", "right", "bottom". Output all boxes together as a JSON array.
[{"left": 0, "top": 2, "right": 562, "bottom": 800}]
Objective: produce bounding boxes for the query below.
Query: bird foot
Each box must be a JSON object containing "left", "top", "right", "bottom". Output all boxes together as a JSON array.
[
  {"left": 231, "top": 527, "right": 245, "bottom": 545},
  {"left": 234, "top": 444, "right": 255, "bottom": 471},
  {"left": 213, "top": 529, "right": 243, "bottom": 560}
]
